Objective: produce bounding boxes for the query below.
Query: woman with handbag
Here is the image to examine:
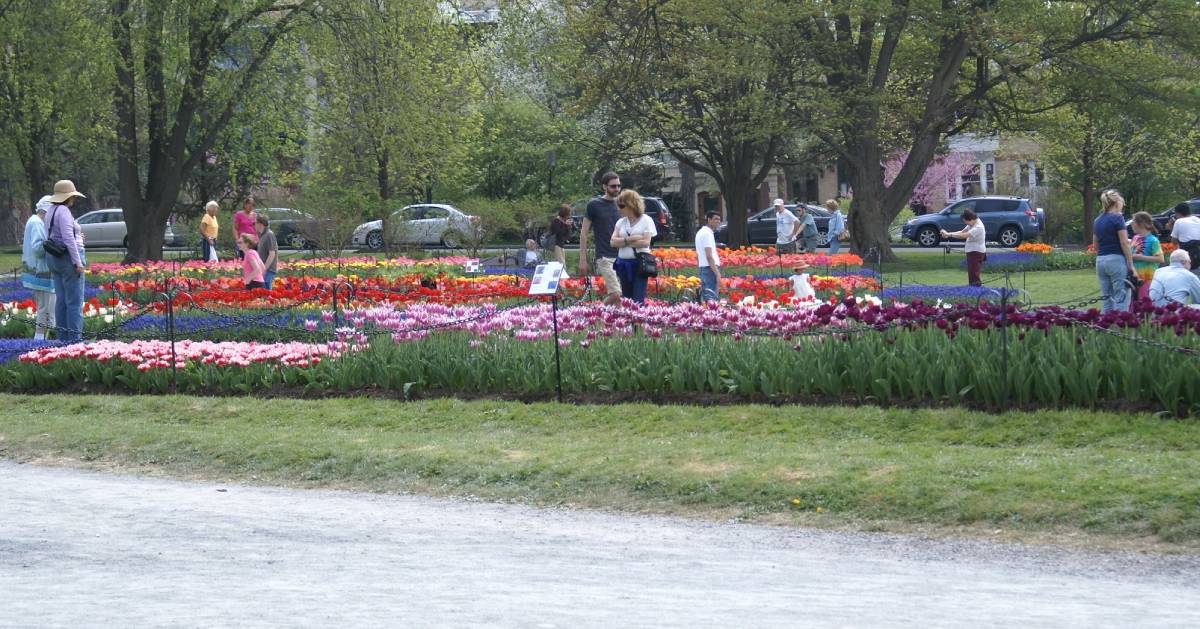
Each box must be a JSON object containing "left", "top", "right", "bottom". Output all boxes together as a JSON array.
[
  {"left": 609, "top": 189, "right": 657, "bottom": 304},
  {"left": 43, "top": 180, "right": 87, "bottom": 342}
]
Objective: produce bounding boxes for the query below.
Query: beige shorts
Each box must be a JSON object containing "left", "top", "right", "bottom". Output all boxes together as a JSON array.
[{"left": 595, "top": 257, "right": 621, "bottom": 295}]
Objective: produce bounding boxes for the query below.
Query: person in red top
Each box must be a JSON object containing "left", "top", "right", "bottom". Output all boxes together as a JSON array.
[
  {"left": 239, "top": 233, "right": 266, "bottom": 290},
  {"left": 232, "top": 198, "right": 257, "bottom": 260}
]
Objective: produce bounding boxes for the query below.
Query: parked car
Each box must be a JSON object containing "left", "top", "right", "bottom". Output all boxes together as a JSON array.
[
  {"left": 76, "top": 209, "right": 184, "bottom": 248},
  {"left": 712, "top": 204, "right": 833, "bottom": 246},
  {"left": 559, "top": 195, "right": 676, "bottom": 244},
  {"left": 1125, "top": 199, "right": 1200, "bottom": 236},
  {"left": 352, "top": 204, "right": 481, "bottom": 249},
  {"left": 901, "top": 196, "right": 1042, "bottom": 247},
  {"left": 265, "top": 207, "right": 331, "bottom": 249}
]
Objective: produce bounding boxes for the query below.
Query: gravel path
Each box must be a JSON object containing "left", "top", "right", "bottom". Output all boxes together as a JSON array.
[{"left": 2, "top": 461, "right": 1198, "bottom": 628}]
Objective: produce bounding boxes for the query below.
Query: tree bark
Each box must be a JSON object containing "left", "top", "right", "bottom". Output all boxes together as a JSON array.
[
  {"left": 1081, "top": 129, "right": 1096, "bottom": 244},
  {"left": 678, "top": 160, "right": 696, "bottom": 238}
]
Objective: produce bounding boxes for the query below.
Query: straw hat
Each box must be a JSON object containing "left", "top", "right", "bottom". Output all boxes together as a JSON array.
[{"left": 48, "top": 180, "right": 85, "bottom": 203}]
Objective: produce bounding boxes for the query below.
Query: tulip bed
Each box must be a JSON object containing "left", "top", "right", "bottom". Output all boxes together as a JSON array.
[{"left": 2, "top": 252, "right": 1197, "bottom": 413}]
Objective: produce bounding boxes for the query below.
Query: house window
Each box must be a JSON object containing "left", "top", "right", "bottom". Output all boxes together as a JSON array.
[
  {"left": 960, "top": 164, "right": 980, "bottom": 198},
  {"left": 983, "top": 163, "right": 994, "bottom": 193},
  {"left": 1018, "top": 161, "right": 1039, "bottom": 187}
]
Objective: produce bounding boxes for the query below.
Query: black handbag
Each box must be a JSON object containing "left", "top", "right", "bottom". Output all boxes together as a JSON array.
[
  {"left": 636, "top": 251, "right": 658, "bottom": 277},
  {"left": 42, "top": 206, "right": 68, "bottom": 257}
]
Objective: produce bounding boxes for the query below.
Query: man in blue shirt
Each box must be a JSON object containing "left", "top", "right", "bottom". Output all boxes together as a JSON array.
[
  {"left": 1149, "top": 249, "right": 1200, "bottom": 307},
  {"left": 825, "top": 199, "right": 847, "bottom": 254}
]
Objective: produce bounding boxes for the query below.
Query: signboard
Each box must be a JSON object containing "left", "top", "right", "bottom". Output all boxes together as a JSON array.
[
  {"left": 463, "top": 260, "right": 480, "bottom": 273},
  {"left": 528, "top": 262, "right": 565, "bottom": 295}
]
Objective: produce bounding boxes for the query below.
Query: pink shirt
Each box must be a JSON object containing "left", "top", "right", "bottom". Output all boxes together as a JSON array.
[
  {"left": 233, "top": 210, "right": 257, "bottom": 237},
  {"left": 242, "top": 249, "right": 265, "bottom": 284}
]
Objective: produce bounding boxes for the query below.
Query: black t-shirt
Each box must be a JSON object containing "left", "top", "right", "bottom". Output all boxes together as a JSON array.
[{"left": 586, "top": 196, "right": 620, "bottom": 259}]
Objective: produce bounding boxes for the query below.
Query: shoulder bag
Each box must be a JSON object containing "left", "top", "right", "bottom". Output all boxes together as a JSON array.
[{"left": 42, "top": 206, "right": 68, "bottom": 257}]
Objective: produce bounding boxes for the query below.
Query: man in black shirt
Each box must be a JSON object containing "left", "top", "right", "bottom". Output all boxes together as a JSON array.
[{"left": 579, "top": 171, "right": 624, "bottom": 306}]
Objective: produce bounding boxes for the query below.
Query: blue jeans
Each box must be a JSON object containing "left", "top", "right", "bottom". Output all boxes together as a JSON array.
[
  {"left": 263, "top": 270, "right": 276, "bottom": 291},
  {"left": 48, "top": 253, "right": 84, "bottom": 342},
  {"left": 1096, "top": 254, "right": 1130, "bottom": 313},
  {"left": 827, "top": 237, "right": 841, "bottom": 255},
  {"left": 699, "top": 267, "right": 719, "bottom": 302},
  {"left": 613, "top": 257, "right": 648, "bottom": 304}
]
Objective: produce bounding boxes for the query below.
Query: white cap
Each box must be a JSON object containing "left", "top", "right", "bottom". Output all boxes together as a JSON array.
[
  {"left": 773, "top": 198, "right": 785, "bottom": 207},
  {"left": 35, "top": 195, "right": 52, "bottom": 213}
]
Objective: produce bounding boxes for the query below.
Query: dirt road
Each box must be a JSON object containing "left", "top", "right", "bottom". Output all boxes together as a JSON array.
[{"left": 2, "top": 461, "right": 1197, "bottom": 628}]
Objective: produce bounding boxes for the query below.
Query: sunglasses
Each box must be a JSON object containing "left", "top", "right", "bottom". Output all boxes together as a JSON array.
[{"left": 605, "top": 183, "right": 621, "bottom": 189}]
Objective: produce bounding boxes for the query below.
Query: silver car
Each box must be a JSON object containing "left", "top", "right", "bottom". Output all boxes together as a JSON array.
[
  {"left": 352, "top": 204, "right": 481, "bottom": 249},
  {"left": 76, "top": 209, "right": 183, "bottom": 247}
]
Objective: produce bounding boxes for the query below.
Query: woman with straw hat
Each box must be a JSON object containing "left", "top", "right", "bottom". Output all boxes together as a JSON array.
[
  {"left": 43, "top": 180, "right": 87, "bottom": 342},
  {"left": 21, "top": 196, "right": 56, "bottom": 340}
]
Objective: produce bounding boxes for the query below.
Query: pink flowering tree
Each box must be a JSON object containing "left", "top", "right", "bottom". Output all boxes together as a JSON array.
[{"left": 883, "top": 151, "right": 971, "bottom": 210}]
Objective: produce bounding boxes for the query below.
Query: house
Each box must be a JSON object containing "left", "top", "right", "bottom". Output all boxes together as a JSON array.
[{"left": 661, "top": 133, "right": 1045, "bottom": 226}]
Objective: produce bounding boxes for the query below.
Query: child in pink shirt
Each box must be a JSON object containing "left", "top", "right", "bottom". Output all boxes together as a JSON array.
[
  {"left": 233, "top": 199, "right": 257, "bottom": 260},
  {"left": 239, "top": 233, "right": 265, "bottom": 289}
]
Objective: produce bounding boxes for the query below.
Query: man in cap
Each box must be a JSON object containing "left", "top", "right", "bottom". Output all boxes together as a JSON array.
[{"left": 774, "top": 199, "right": 800, "bottom": 254}]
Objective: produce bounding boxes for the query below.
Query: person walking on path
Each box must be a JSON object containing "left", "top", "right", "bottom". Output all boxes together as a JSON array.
[
  {"left": 1170, "top": 203, "right": 1200, "bottom": 277},
  {"left": 796, "top": 204, "right": 821, "bottom": 253},
  {"left": 44, "top": 180, "right": 86, "bottom": 342},
  {"left": 825, "top": 199, "right": 847, "bottom": 255},
  {"left": 200, "top": 201, "right": 219, "bottom": 262},
  {"left": 255, "top": 215, "right": 279, "bottom": 290},
  {"left": 1130, "top": 211, "right": 1163, "bottom": 302},
  {"left": 233, "top": 198, "right": 257, "bottom": 260},
  {"left": 549, "top": 204, "right": 573, "bottom": 265},
  {"left": 609, "top": 189, "right": 657, "bottom": 304},
  {"left": 239, "top": 234, "right": 266, "bottom": 290},
  {"left": 695, "top": 210, "right": 722, "bottom": 302},
  {"left": 940, "top": 208, "right": 986, "bottom": 287},
  {"left": 579, "top": 172, "right": 624, "bottom": 306},
  {"left": 774, "top": 199, "right": 800, "bottom": 255},
  {"left": 21, "top": 196, "right": 55, "bottom": 340},
  {"left": 1091, "top": 189, "right": 1136, "bottom": 313}
]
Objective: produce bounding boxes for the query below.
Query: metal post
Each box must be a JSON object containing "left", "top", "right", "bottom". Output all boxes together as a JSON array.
[
  {"left": 1000, "top": 271, "right": 1009, "bottom": 404},
  {"left": 332, "top": 283, "right": 340, "bottom": 328},
  {"left": 551, "top": 294, "right": 563, "bottom": 403},
  {"left": 165, "top": 290, "right": 178, "bottom": 394}
]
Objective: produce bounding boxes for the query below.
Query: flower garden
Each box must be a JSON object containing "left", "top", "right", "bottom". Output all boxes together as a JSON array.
[{"left": 1, "top": 247, "right": 1197, "bottom": 414}]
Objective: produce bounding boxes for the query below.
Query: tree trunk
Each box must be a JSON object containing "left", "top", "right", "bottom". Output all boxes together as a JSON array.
[
  {"left": 1081, "top": 131, "right": 1095, "bottom": 245},
  {"left": 717, "top": 158, "right": 764, "bottom": 248},
  {"left": 846, "top": 173, "right": 893, "bottom": 263},
  {"left": 679, "top": 161, "right": 696, "bottom": 238}
]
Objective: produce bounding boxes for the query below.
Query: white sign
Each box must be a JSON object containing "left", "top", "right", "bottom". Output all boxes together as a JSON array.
[
  {"left": 528, "top": 262, "right": 565, "bottom": 295},
  {"left": 463, "top": 260, "right": 480, "bottom": 273}
]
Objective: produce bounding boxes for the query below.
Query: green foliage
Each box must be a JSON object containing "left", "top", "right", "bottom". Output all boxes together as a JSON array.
[
  {"left": 468, "top": 96, "right": 595, "bottom": 200},
  {"left": 308, "top": 0, "right": 482, "bottom": 204}
]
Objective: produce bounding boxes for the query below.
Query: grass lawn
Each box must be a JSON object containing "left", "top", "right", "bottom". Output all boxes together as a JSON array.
[{"left": 2, "top": 394, "right": 1197, "bottom": 549}]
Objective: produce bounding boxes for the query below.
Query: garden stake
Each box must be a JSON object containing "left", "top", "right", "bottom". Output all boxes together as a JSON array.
[
  {"left": 1001, "top": 272, "right": 1010, "bottom": 404},
  {"left": 163, "top": 290, "right": 178, "bottom": 393},
  {"left": 551, "top": 293, "right": 563, "bottom": 403},
  {"left": 331, "top": 283, "right": 340, "bottom": 328}
]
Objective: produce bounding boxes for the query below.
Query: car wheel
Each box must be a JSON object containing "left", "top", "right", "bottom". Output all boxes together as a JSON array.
[
  {"left": 998, "top": 226, "right": 1021, "bottom": 248},
  {"left": 365, "top": 230, "right": 384, "bottom": 250},
  {"left": 817, "top": 230, "right": 830, "bottom": 246},
  {"left": 287, "top": 231, "right": 309, "bottom": 249},
  {"left": 441, "top": 230, "right": 464, "bottom": 249},
  {"left": 916, "top": 226, "right": 940, "bottom": 247}
]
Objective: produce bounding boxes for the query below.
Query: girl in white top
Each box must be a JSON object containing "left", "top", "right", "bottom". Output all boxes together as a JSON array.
[{"left": 608, "top": 189, "right": 657, "bottom": 303}]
